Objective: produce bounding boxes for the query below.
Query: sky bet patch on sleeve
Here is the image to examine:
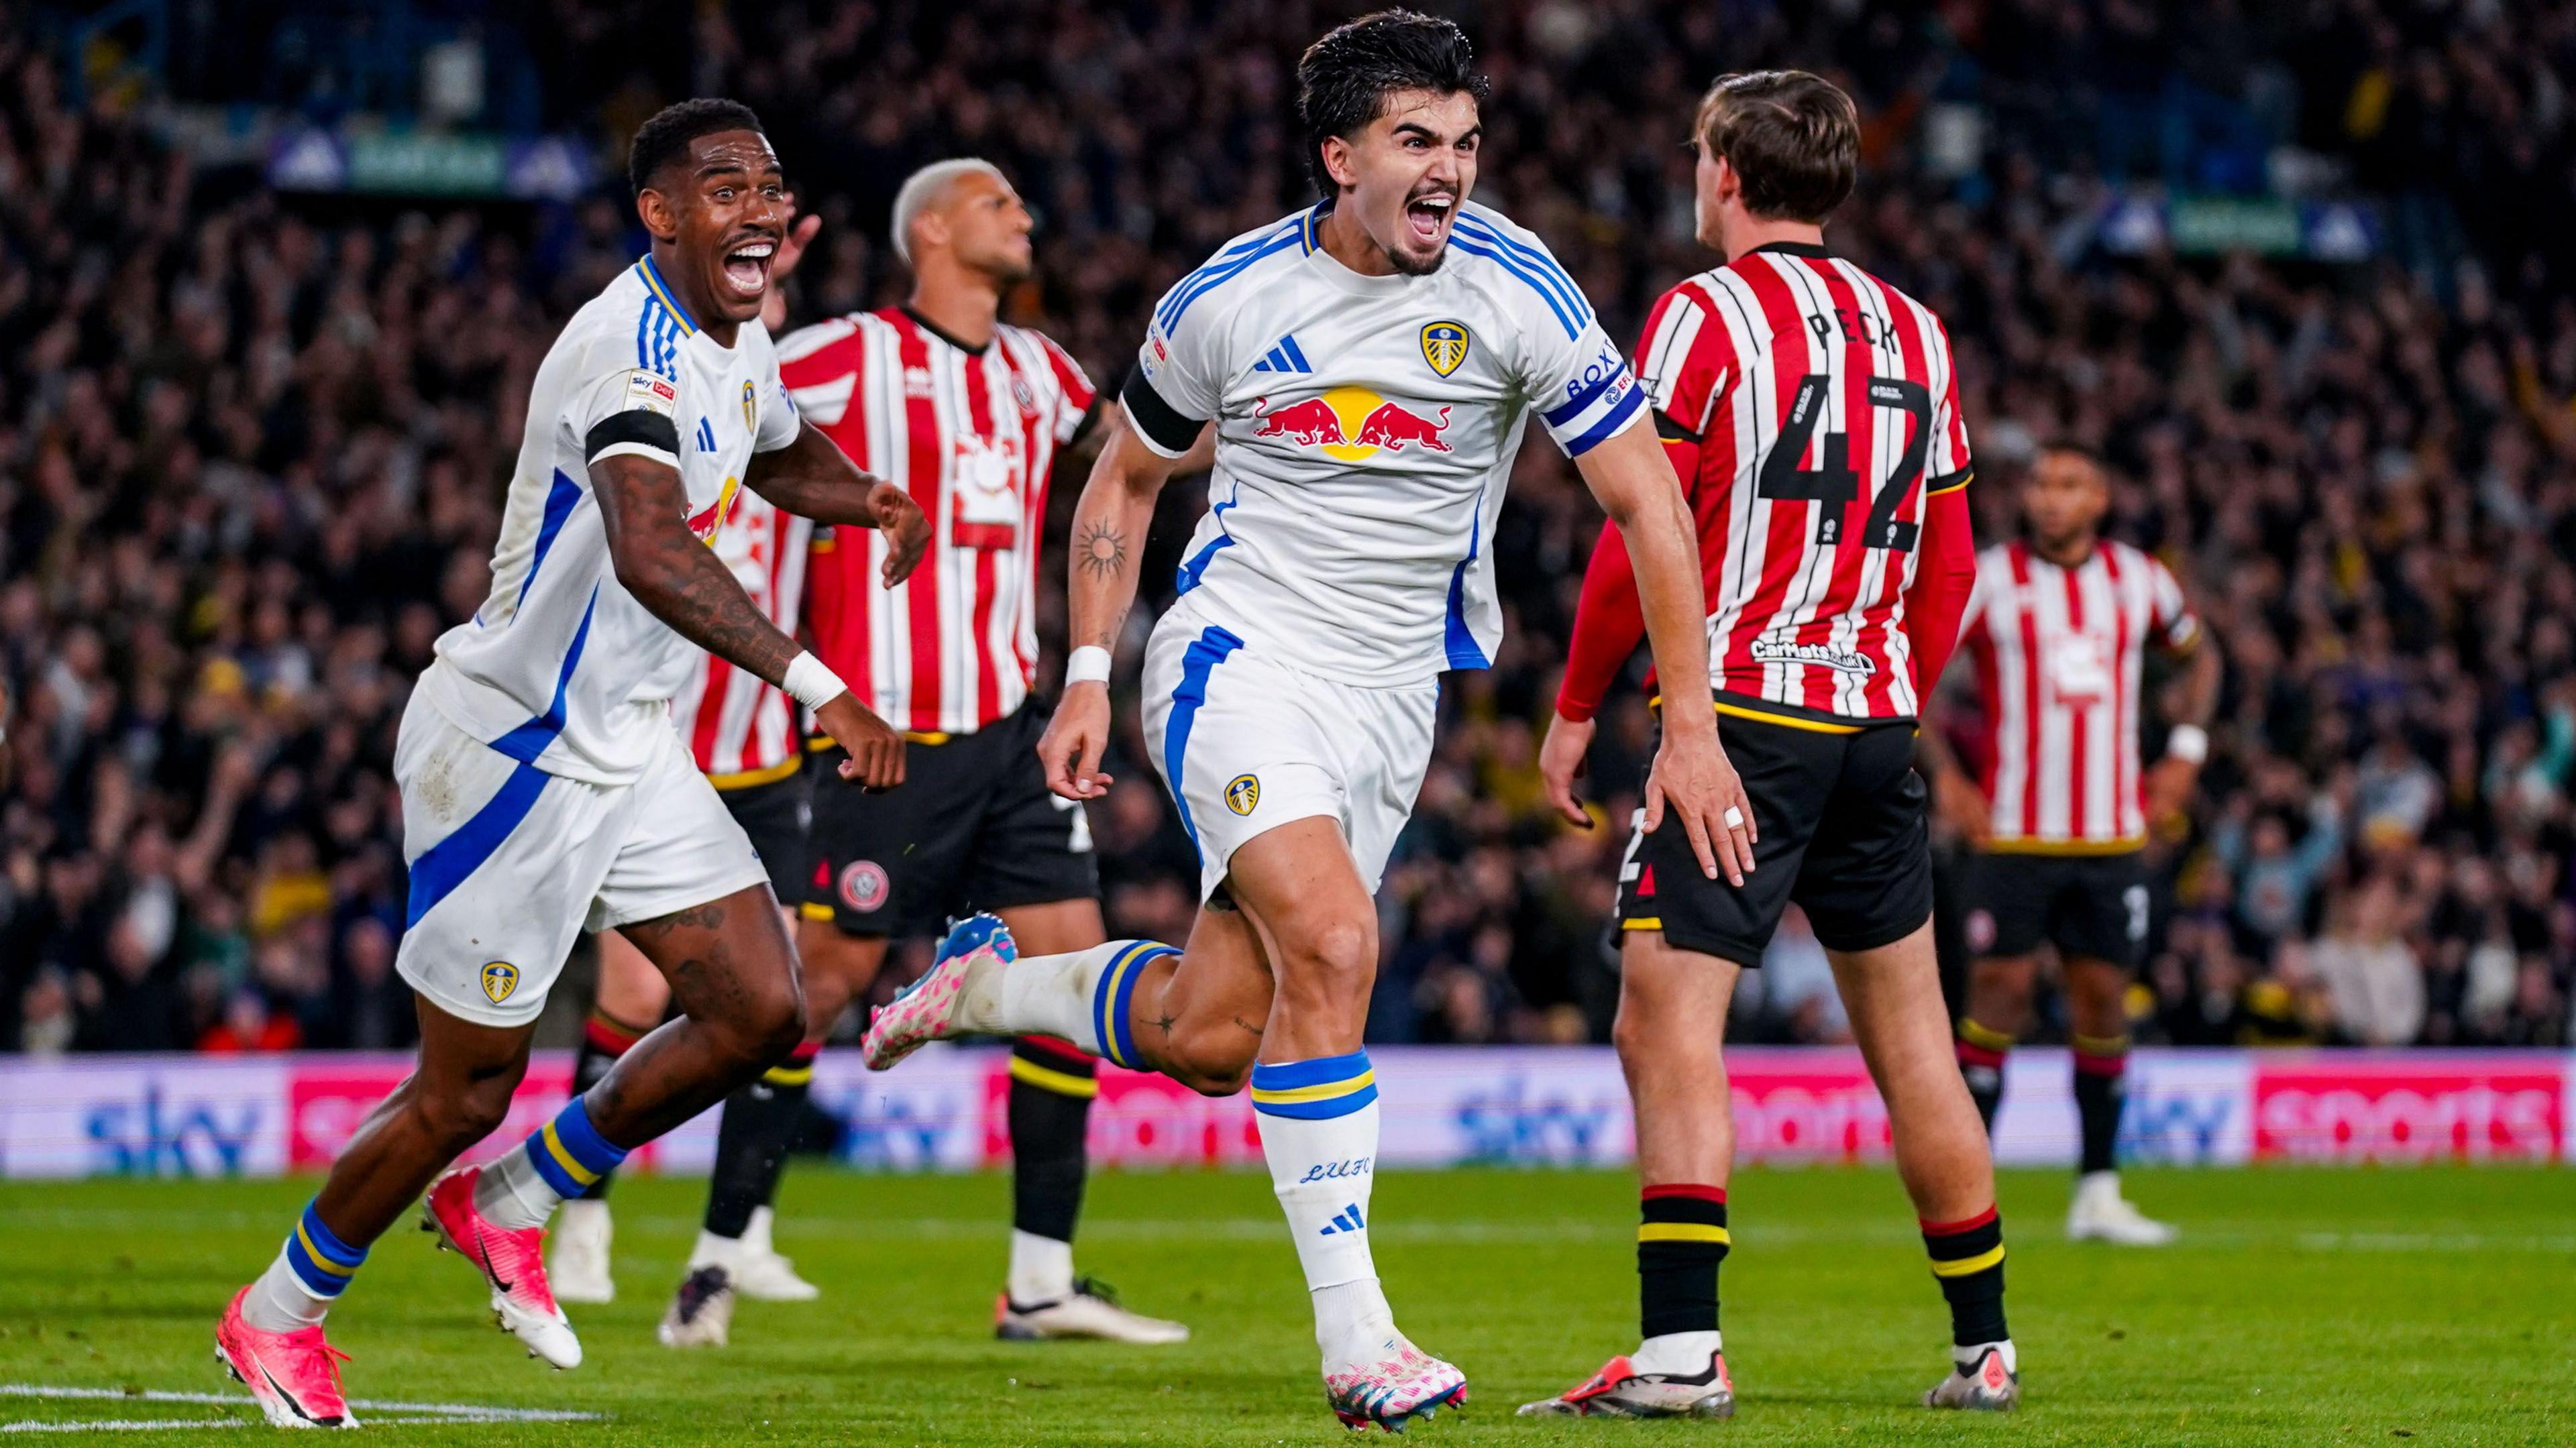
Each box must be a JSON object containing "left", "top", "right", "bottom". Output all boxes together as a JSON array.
[{"left": 625, "top": 369, "right": 679, "bottom": 415}]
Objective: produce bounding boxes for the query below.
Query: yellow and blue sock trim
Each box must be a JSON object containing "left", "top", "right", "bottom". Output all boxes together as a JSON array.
[
  {"left": 1248, "top": 1051, "right": 1377, "bottom": 1120},
  {"left": 284, "top": 1202, "right": 366, "bottom": 1297},
  {"left": 525, "top": 1095, "right": 629, "bottom": 1200},
  {"left": 1090, "top": 940, "right": 1179, "bottom": 1070}
]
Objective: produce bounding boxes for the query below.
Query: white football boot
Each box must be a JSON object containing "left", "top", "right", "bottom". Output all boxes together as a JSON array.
[
  {"left": 2066, "top": 1172, "right": 2178, "bottom": 1245},
  {"left": 730, "top": 1208, "right": 821, "bottom": 1302},
  {"left": 994, "top": 1277, "right": 1189, "bottom": 1343},
  {"left": 1924, "top": 1341, "right": 2019, "bottom": 1410},
  {"left": 547, "top": 1199, "right": 615, "bottom": 1304}
]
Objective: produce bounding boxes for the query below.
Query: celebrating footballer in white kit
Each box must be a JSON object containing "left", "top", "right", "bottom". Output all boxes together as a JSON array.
[
  {"left": 857, "top": 11, "right": 1747, "bottom": 1431},
  {"left": 213, "top": 99, "right": 928, "bottom": 1428}
]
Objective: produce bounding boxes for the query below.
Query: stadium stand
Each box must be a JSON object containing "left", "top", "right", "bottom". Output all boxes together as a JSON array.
[{"left": 1, "top": 0, "right": 2569, "bottom": 1057}]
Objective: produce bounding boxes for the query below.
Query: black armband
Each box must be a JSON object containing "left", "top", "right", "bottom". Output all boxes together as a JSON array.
[
  {"left": 1120, "top": 371, "right": 1205, "bottom": 457},
  {"left": 585, "top": 410, "right": 682, "bottom": 465}
]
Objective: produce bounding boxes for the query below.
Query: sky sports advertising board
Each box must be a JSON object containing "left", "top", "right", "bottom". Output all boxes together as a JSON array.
[{"left": 1, "top": 1046, "right": 2567, "bottom": 1179}]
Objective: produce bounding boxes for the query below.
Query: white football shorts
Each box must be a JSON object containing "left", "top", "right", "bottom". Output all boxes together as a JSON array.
[
  {"left": 392, "top": 689, "right": 771, "bottom": 1027},
  {"left": 1140, "top": 598, "right": 1438, "bottom": 903}
]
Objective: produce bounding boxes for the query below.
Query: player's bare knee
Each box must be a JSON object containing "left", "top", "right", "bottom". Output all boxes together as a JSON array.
[
  {"left": 752, "top": 987, "right": 809, "bottom": 1063},
  {"left": 1610, "top": 996, "right": 1662, "bottom": 1066},
  {"left": 1164, "top": 1028, "right": 1256, "bottom": 1097},
  {"left": 711, "top": 974, "right": 807, "bottom": 1066},
  {"left": 412, "top": 1078, "right": 515, "bottom": 1149},
  {"left": 1274, "top": 915, "right": 1377, "bottom": 1003}
]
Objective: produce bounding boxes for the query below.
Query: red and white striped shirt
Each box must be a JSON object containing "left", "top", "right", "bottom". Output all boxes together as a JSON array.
[
  {"left": 1958, "top": 539, "right": 2200, "bottom": 848},
  {"left": 668, "top": 489, "right": 813, "bottom": 785},
  {"left": 780, "top": 309, "right": 1097, "bottom": 736},
  {"left": 1635, "top": 242, "right": 1970, "bottom": 722}
]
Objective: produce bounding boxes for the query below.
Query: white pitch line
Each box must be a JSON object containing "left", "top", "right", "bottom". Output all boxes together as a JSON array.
[
  {"left": 1, "top": 1384, "right": 600, "bottom": 1424},
  {"left": 3, "top": 1418, "right": 244, "bottom": 1433}
]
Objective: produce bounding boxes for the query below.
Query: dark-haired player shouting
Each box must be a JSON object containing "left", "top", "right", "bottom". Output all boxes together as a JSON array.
[
  {"left": 857, "top": 9, "right": 1743, "bottom": 1430},
  {"left": 213, "top": 99, "right": 928, "bottom": 1426},
  {"left": 1525, "top": 71, "right": 2016, "bottom": 1416}
]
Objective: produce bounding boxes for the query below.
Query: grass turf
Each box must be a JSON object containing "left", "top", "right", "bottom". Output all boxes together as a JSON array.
[{"left": 1, "top": 1165, "right": 2569, "bottom": 1444}]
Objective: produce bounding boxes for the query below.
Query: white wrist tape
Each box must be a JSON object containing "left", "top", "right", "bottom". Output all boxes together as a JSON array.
[
  {"left": 1065, "top": 645, "right": 1113, "bottom": 687},
  {"left": 2165, "top": 723, "right": 2209, "bottom": 765},
  {"left": 780, "top": 651, "right": 850, "bottom": 711}
]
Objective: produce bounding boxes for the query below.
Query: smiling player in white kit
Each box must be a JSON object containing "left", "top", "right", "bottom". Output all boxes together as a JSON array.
[
  {"left": 858, "top": 10, "right": 1750, "bottom": 1430},
  {"left": 211, "top": 99, "right": 930, "bottom": 1427}
]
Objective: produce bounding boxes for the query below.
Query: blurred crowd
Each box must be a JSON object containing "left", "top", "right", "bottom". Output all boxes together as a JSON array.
[{"left": 3, "top": 0, "right": 2572, "bottom": 1055}]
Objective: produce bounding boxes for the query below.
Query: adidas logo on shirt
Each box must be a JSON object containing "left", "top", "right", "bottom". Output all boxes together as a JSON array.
[{"left": 1249, "top": 334, "right": 1311, "bottom": 374}]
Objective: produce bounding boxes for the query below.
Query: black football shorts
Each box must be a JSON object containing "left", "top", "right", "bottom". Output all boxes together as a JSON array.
[
  {"left": 1616, "top": 706, "right": 1933, "bottom": 966},
  {"left": 804, "top": 702, "right": 1098, "bottom": 938}
]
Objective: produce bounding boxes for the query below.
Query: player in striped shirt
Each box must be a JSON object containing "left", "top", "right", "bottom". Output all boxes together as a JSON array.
[
  {"left": 764, "top": 160, "right": 1189, "bottom": 1344},
  {"left": 1924, "top": 441, "right": 2220, "bottom": 1245},
  {"left": 1526, "top": 71, "right": 2018, "bottom": 1416}
]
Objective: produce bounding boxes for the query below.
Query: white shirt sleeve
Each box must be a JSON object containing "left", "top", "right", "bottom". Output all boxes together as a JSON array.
[
  {"left": 1122, "top": 255, "right": 1236, "bottom": 457},
  {"left": 1466, "top": 217, "right": 1644, "bottom": 457},
  {"left": 572, "top": 336, "right": 684, "bottom": 471}
]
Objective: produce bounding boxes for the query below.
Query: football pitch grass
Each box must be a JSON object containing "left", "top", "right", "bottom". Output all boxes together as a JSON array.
[{"left": 3, "top": 1166, "right": 2568, "bottom": 1445}]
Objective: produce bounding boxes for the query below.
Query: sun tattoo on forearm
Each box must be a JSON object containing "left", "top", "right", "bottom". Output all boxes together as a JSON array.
[{"left": 1075, "top": 519, "right": 1129, "bottom": 580}]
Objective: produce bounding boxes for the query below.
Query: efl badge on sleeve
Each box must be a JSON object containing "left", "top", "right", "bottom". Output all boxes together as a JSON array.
[
  {"left": 1419, "top": 321, "right": 1470, "bottom": 378},
  {"left": 1225, "top": 774, "right": 1260, "bottom": 816},
  {"left": 480, "top": 962, "right": 519, "bottom": 1004}
]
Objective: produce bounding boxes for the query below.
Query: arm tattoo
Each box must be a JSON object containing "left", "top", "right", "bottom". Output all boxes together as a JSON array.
[
  {"left": 1089, "top": 606, "right": 1127, "bottom": 652},
  {"left": 1075, "top": 519, "right": 1130, "bottom": 580},
  {"left": 593, "top": 457, "right": 801, "bottom": 686}
]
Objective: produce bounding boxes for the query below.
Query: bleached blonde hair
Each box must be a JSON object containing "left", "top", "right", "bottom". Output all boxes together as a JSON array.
[{"left": 891, "top": 158, "right": 1009, "bottom": 268}]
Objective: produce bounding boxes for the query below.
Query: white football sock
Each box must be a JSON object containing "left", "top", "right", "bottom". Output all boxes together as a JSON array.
[
  {"left": 1008, "top": 1229, "right": 1076, "bottom": 1306},
  {"left": 1250, "top": 1051, "right": 1390, "bottom": 1363},
  {"left": 557, "top": 1196, "right": 610, "bottom": 1237},
  {"left": 1632, "top": 1330, "right": 1722, "bottom": 1376},
  {"left": 689, "top": 1229, "right": 744, "bottom": 1269},
  {"left": 241, "top": 1247, "right": 332, "bottom": 1333},
  {"left": 742, "top": 1206, "right": 777, "bottom": 1258},
  {"left": 1955, "top": 1339, "right": 2018, "bottom": 1374},
  {"left": 475, "top": 1144, "right": 562, "bottom": 1231},
  {"left": 960, "top": 940, "right": 1175, "bottom": 1068}
]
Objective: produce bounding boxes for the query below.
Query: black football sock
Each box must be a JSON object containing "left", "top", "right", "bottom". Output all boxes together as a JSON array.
[
  {"left": 1008, "top": 1037, "right": 1097, "bottom": 1249},
  {"left": 1638, "top": 1184, "right": 1729, "bottom": 1341},
  {"left": 702, "top": 1042, "right": 817, "bottom": 1240},
  {"left": 2072, "top": 1032, "right": 2130, "bottom": 1176},
  {"left": 1954, "top": 1017, "right": 2012, "bottom": 1132},
  {"left": 570, "top": 1008, "right": 649, "bottom": 1200},
  {"left": 1922, "top": 1205, "right": 2008, "bottom": 1347}
]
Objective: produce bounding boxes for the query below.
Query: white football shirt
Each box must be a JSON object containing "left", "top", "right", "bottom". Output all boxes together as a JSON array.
[
  {"left": 421, "top": 255, "right": 803, "bottom": 785},
  {"left": 1124, "top": 200, "right": 1644, "bottom": 686}
]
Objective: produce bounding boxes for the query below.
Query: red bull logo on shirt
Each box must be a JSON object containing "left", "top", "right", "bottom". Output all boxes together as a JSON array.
[
  {"left": 1252, "top": 386, "right": 1452, "bottom": 461},
  {"left": 686, "top": 474, "right": 742, "bottom": 543}
]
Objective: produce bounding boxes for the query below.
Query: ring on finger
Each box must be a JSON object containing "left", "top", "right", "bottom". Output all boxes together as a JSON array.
[{"left": 1723, "top": 806, "right": 1746, "bottom": 830}]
